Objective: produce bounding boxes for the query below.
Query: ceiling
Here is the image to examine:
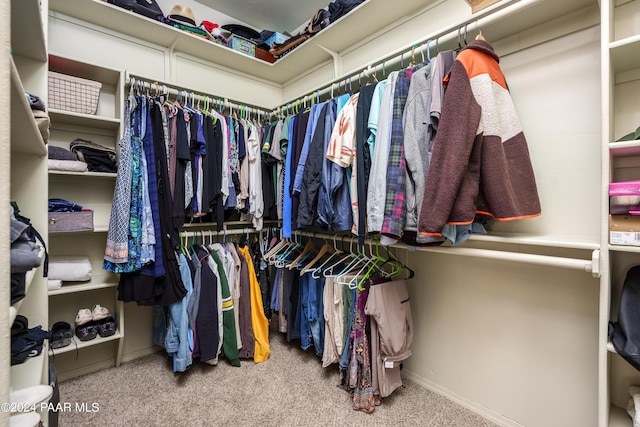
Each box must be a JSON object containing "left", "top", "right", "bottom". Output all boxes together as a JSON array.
[{"left": 193, "top": 0, "right": 330, "bottom": 33}]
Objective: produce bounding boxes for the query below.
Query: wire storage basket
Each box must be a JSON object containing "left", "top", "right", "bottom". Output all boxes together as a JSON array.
[{"left": 48, "top": 71, "right": 102, "bottom": 115}]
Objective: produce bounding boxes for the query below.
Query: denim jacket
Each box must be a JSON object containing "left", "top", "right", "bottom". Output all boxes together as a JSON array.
[{"left": 164, "top": 253, "right": 194, "bottom": 372}]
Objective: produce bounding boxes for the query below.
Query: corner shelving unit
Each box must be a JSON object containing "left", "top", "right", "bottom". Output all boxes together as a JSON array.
[
  {"left": 47, "top": 0, "right": 438, "bottom": 85},
  {"left": 8, "top": 0, "right": 49, "bottom": 403},
  {"left": 46, "top": 53, "right": 126, "bottom": 379},
  {"left": 601, "top": 0, "right": 640, "bottom": 426}
]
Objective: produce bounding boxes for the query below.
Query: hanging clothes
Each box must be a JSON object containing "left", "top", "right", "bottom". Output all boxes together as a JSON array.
[
  {"left": 380, "top": 67, "right": 415, "bottom": 244},
  {"left": 297, "top": 103, "right": 329, "bottom": 227},
  {"left": 236, "top": 245, "right": 255, "bottom": 359},
  {"left": 104, "top": 95, "right": 133, "bottom": 265},
  {"left": 208, "top": 246, "right": 241, "bottom": 367},
  {"left": 238, "top": 244, "right": 270, "bottom": 363},
  {"left": 418, "top": 40, "right": 542, "bottom": 237},
  {"left": 367, "top": 72, "right": 398, "bottom": 233},
  {"left": 164, "top": 253, "right": 194, "bottom": 373},
  {"left": 355, "top": 84, "right": 376, "bottom": 245},
  {"left": 365, "top": 279, "right": 413, "bottom": 398},
  {"left": 115, "top": 97, "right": 187, "bottom": 307},
  {"left": 341, "top": 287, "right": 377, "bottom": 413},
  {"left": 326, "top": 93, "right": 359, "bottom": 234},
  {"left": 193, "top": 245, "right": 220, "bottom": 365}
]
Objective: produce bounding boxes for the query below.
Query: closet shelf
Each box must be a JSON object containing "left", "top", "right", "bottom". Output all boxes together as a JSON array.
[
  {"left": 48, "top": 170, "right": 117, "bottom": 180},
  {"left": 609, "top": 34, "right": 640, "bottom": 74},
  {"left": 49, "top": 226, "right": 109, "bottom": 235},
  {"left": 49, "top": 53, "right": 122, "bottom": 87},
  {"left": 48, "top": 109, "right": 121, "bottom": 130},
  {"left": 48, "top": 0, "right": 434, "bottom": 85},
  {"left": 609, "top": 404, "right": 632, "bottom": 427},
  {"left": 50, "top": 329, "right": 123, "bottom": 356},
  {"left": 610, "top": 140, "right": 640, "bottom": 157},
  {"left": 11, "top": 58, "right": 47, "bottom": 156},
  {"left": 10, "top": 352, "right": 46, "bottom": 391},
  {"left": 10, "top": 247, "right": 46, "bottom": 325},
  {"left": 49, "top": 282, "right": 118, "bottom": 296},
  {"left": 609, "top": 244, "right": 640, "bottom": 253},
  {"left": 11, "top": 0, "right": 47, "bottom": 62}
]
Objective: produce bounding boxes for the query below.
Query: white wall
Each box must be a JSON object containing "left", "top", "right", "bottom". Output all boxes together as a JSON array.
[
  {"left": 0, "top": 0, "right": 10, "bottom": 424},
  {"left": 399, "top": 25, "right": 601, "bottom": 427},
  {"left": 47, "top": 12, "right": 282, "bottom": 108}
]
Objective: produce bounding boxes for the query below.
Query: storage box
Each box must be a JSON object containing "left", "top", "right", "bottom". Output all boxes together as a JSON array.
[
  {"left": 609, "top": 215, "right": 640, "bottom": 246},
  {"left": 256, "top": 48, "right": 276, "bottom": 64},
  {"left": 48, "top": 210, "right": 94, "bottom": 233},
  {"left": 264, "top": 32, "right": 290, "bottom": 48},
  {"left": 228, "top": 34, "right": 256, "bottom": 57},
  {"left": 48, "top": 72, "right": 102, "bottom": 115},
  {"left": 610, "top": 180, "right": 640, "bottom": 215}
]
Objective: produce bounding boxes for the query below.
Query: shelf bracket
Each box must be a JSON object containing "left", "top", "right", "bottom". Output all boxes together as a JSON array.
[
  {"left": 591, "top": 249, "right": 600, "bottom": 278},
  {"left": 315, "top": 43, "right": 341, "bottom": 78},
  {"left": 167, "top": 37, "right": 179, "bottom": 82}
]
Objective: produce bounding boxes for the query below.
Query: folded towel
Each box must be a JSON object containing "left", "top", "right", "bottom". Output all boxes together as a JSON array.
[
  {"left": 48, "top": 159, "right": 88, "bottom": 172},
  {"left": 48, "top": 146, "right": 78, "bottom": 161},
  {"left": 47, "top": 280, "right": 62, "bottom": 290},
  {"left": 48, "top": 256, "right": 92, "bottom": 282}
]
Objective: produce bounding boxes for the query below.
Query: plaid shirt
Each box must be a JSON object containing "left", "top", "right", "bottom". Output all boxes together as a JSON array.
[{"left": 381, "top": 68, "right": 413, "bottom": 239}]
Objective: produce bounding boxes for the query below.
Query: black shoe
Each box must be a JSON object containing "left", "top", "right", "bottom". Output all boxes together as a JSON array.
[
  {"left": 50, "top": 321, "right": 74, "bottom": 348},
  {"left": 75, "top": 321, "right": 98, "bottom": 341},
  {"left": 97, "top": 316, "right": 117, "bottom": 338}
]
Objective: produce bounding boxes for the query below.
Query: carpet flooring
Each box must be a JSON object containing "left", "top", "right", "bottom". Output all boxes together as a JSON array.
[{"left": 58, "top": 322, "right": 499, "bottom": 427}]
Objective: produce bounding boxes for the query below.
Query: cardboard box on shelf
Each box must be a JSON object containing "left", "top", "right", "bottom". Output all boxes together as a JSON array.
[{"left": 609, "top": 215, "right": 640, "bottom": 246}]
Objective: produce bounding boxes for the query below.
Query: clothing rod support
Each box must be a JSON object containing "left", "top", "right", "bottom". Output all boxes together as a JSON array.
[{"left": 280, "top": 0, "right": 540, "bottom": 107}]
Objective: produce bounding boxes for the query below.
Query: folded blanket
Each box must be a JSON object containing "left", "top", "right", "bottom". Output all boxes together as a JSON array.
[
  {"left": 48, "top": 159, "right": 88, "bottom": 172},
  {"left": 48, "top": 146, "right": 77, "bottom": 161},
  {"left": 48, "top": 256, "right": 92, "bottom": 282},
  {"left": 70, "top": 139, "right": 117, "bottom": 173}
]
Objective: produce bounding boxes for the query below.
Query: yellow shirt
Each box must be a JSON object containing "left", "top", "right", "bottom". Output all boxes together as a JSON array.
[{"left": 238, "top": 245, "right": 270, "bottom": 362}]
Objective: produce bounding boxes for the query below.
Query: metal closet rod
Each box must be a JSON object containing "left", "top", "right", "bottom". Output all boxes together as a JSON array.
[
  {"left": 290, "top": 230, "right": 596, "bottom": 275},
  {"left": 179, "top": 228, "right": 257, "bottom": 244},
  {"left": 125, "top": 73, "right": 271, "bottom": 119},
  {"left": 276, "top": 0, "right": 540, "bottom": 111}
]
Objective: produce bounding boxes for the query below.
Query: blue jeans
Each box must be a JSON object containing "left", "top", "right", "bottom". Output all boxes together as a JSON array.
[{"left": 300, "top": 273, "right": 326, "bottom": 356}]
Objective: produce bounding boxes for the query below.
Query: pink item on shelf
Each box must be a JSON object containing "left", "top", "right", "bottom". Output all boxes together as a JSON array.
[
  {"left": 610, "top": 181, "right": 640, "bottom": 215},
  {"left": 609, "top": 180, "right": 640, "bottom": 195}
]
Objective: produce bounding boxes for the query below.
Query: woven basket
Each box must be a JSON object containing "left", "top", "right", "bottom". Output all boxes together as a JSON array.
[{"left": 48, "top": 72, "right": 102, "bottom": 115}]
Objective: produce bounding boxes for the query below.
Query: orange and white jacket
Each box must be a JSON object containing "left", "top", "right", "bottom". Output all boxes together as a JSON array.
[{"left": 418, "top": 40, "right": 541, "bottom": 237}]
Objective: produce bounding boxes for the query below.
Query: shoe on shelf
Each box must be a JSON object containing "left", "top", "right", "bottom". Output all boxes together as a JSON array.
[
  {"left": 74, "top": 308, "right": 93, "bottom": 326},
  {"left": 75, "top": 321, "right": 98, "bottom": 341},
  {"left": 91, "top": 304, "right": 111, "bottom": 321},
  {"left": 97, "top": 316, "right": 117, "bottom": 338},
  {"left": 9, "top": 412, "right": 41, "bottom": 427},
  {"left": 50, "top": 321, "right": 74, "bottom": 349},
  {"left": 9, "top": 384, "right": 53, "bottom": 412}
]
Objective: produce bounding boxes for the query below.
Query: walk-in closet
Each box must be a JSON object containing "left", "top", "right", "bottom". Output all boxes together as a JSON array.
[{"left": 2, "top": 0, "right": 638, "bottom": 426}]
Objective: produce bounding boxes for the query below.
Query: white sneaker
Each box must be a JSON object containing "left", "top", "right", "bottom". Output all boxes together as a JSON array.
[{"left": 91, "top": 304, "right": 111, "bottom": 321}]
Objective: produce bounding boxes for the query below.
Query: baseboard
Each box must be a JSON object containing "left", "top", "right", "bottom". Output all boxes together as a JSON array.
[
  {"left": 57, "top": 347, "right": 162, "bottom": 382},
  {"left": 120, "top": 346, "right": 162, "bottom": 364},
  {"left": 401, "top": 370, "right": 524, "bottom": 427},
  {"left": 57, "top": 360, "right": 116, "bottom": 382}
]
